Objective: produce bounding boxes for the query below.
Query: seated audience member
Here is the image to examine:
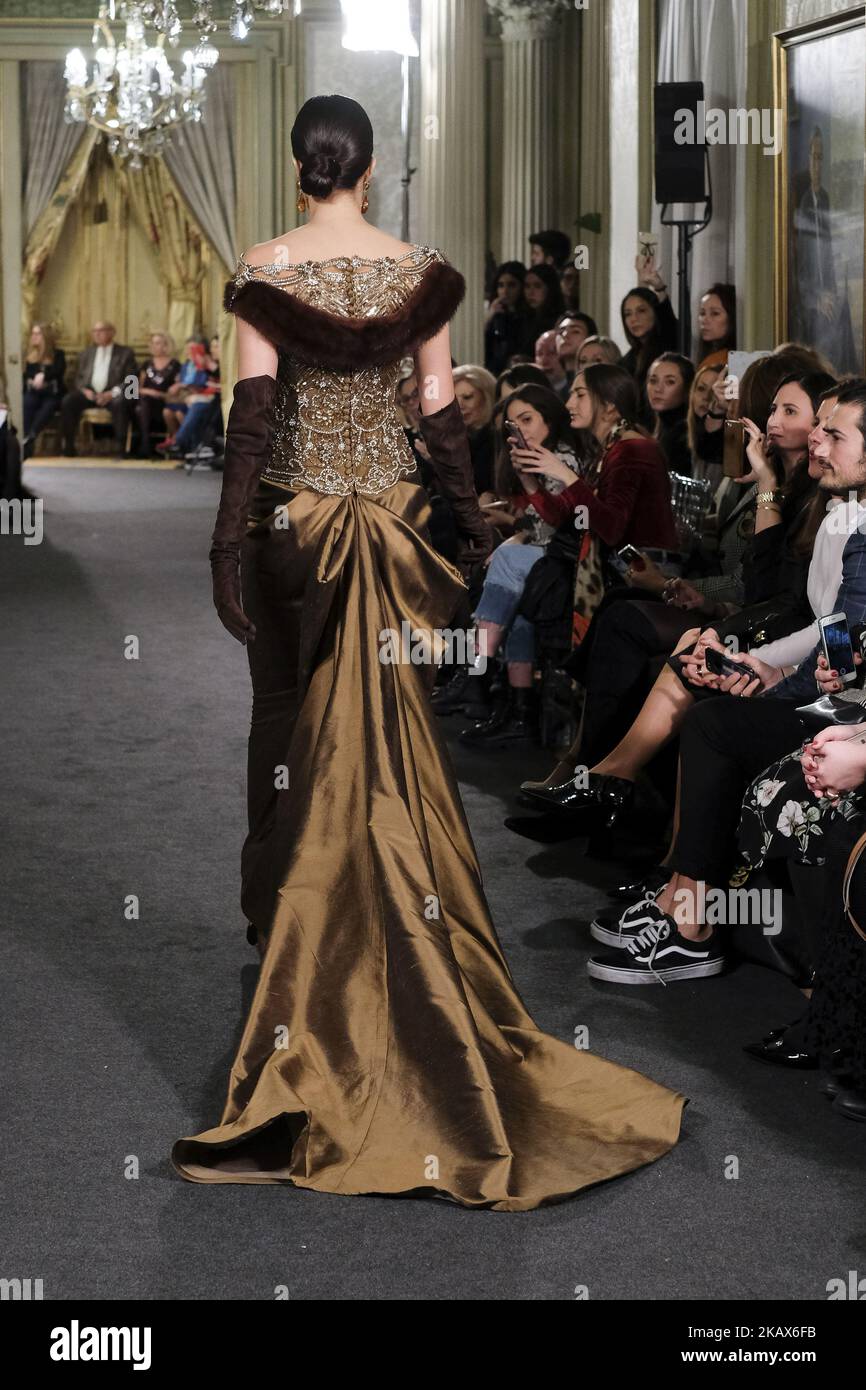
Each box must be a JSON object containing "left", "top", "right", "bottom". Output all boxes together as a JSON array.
[
  {"left": 517, "top": 363, "right": 679, "bottom": 557},
  {"left": 22, "top": 322, "right": 66, "bottom": 460},
  {"left": 485, "top": 261, "right": 535, "bottom": 375},
  {"left": 461, "top": 365, "right": 680, "bottom": 747},
  {"left": 1, "top": 393, "right": 23, "bottom": 501},
  {"left": 694, "top": 340, "right": 829, "bottom": 472},
  {"left": 60, "top": 320, "right": 137, "bottom": 458},
  {"left": 688, "top": 361, "right": 726, "bottom": 489},
  {"left": 577, "top": 335, "right": 623, "bottom": 371},
  {"left": 521, "top": 376, "right": 837, "bottom": 829},
  {"left": 555, "top": 312, "right": 600, "bottom": 385},
  {"left": 136, "top": 331, "right": 180, "bottom": 458},
  {"left": 696, "top": 282, "right": 737, "bottom": 368},
  {"left": 518, "top": 354, "right": 834, "bottom": 812},
  {"left": 620, "top": 254, "right": 678, "bottom": 416},
  {"left": 646, "top": 352, "right": 696, "bottom": 475},
  {"left": 458, "top": 384, "right": 582, "bottom": 747},
  {"left": 169, "top": 337, "right": 222, "bottom": 461},
  {"left": 534, "top": 329, "right": 570, "bottom": 398},
  {"left": 528, "top": 229, "right": 572, "bottom": 270},
  {"left": 559, "top": 262, "right": 581, "bottom": 313},
  {"left": 524, "top": 263, "right": 565, "bottom": 341},
  {"left": 160, "top": 339, "right": 211, "bottom": 449},
  {"left": 396, "top": 361, "right": 458, "bottom": 564},
  {"left": 737, "top": 724, "right": 866, "bottom": 1113},
  {"left": 453, "top": 364, "right": 497, "bottom": 495},
  {"left": 584, "top": 378, "right": 866, "bottom": 985}
]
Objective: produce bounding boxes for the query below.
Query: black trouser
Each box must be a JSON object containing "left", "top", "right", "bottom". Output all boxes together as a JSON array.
[
  {"left": 60, "top": 389, "right": 131, "bottom": 452},
  {"left": 671, "top": 696, "right": 807, "bottom": 887},
  {"left": 135, "top": 395, "right": 167, "bottom": 456},
  {"left": 574, "top": 591, "right": 701, "bottom": 765},
  {"left": 23, "top": 389, "right": 59, "bottom": 441}
]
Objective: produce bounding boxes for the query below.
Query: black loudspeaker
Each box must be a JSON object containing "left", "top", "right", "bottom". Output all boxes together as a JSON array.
[{"left": 654, "top": 81, "right": 708, "bottom": 204}]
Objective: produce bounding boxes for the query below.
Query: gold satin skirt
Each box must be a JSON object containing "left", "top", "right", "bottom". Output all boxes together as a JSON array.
[{"left": 172, "top": 478, "right": 686, "bottom": 1211}]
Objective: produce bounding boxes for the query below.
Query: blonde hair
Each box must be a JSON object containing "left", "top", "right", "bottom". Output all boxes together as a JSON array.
[
  {"left": 452, "top": 364, "right": 496, "bottom": 426},
  {"left": 687, "top": 361, "right": 725, "bottom": 458},
  {"left": 27, "top": 322, "right": 58, "bottom": 365},
  {"left": 149, "top": 330, "right": 176, "bottom": 355},
  {"left": 577, "top": 335, "right": 622, "bottom": 368}
]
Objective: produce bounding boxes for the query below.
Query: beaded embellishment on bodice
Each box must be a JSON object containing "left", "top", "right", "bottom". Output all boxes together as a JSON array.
[{"left": 231, "top": 245, "right": 445, "bottom": 497}]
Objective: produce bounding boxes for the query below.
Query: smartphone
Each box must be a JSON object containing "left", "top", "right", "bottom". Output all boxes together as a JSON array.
[
  {"left": 705, "top": 646, "right": 752, "bottom": 680},
  {"left": 505, "top": 420, "right": 530, "bottom": 451},
  {"left": 819, "top": 612, "right": 858, "bottom": 685},
  {"left": 723, "top": 418, "right": 746, "bottom": 478},
  {"left": 638, "top": 232, "right": 659, "bottom": 263},
  {"left": 617, "top": 545, "right": 646, "bottom": 572}
]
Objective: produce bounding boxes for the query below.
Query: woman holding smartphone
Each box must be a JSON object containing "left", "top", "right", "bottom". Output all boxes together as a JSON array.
[{"left": 459, "top": 384, "right": 581, "bottom": 748}]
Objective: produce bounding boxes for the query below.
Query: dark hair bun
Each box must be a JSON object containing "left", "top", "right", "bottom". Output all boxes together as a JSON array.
[
  {"left": 292, "top": 94, "right": 374, "bottom": 201},
  {"left": 301, "top": 152, "right": 342, "bottom": 199}
]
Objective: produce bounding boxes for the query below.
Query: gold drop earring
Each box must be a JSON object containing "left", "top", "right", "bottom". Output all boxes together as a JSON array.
[
  {"left": 296, "top": 180, "right": 306, "bottom": 215},
  {"left": 361, "top": 178, "right": 370, "bottom": 214}
]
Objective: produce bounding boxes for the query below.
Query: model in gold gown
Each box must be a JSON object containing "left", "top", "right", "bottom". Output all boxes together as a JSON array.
[{"left": 171, "top": 241, "right": 686, "bottom": 1211}]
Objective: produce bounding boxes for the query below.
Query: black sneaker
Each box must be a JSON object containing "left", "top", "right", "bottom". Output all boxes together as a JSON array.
[
  {"left": 590, "top": 884, "right": 669, "bottom": 947},
  {"left": 587, "top": 910, "right": 725, "bottom": 985}
]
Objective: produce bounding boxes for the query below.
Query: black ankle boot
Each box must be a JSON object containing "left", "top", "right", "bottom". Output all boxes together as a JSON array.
[
  {"left": 458, "top": 687, "right": 534, "bottom": 749},
  {"left": 431, "top": 668, "right": 471, "bottom": 714}
]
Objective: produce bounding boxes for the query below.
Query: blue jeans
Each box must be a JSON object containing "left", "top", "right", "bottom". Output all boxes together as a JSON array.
[
  {"left": 474, "top": 541, "right": 544, "bottom": 663},
  {"left": 175, "top": 398, "right": 220, "bottom": 449}
]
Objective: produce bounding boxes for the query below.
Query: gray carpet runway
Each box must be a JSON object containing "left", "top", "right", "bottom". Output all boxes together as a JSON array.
[{"left": 2, "top": 466, "right": 864, "bottom": 1301}]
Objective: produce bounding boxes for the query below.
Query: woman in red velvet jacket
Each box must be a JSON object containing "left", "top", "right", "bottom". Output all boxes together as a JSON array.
[{"left": 510, "top": 362, "right": 679, "bottom": 554}]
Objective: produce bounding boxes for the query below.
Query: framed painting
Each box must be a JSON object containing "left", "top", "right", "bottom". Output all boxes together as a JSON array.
[{"left": 774, "top": 6, "right": 865, "bottom": 374}]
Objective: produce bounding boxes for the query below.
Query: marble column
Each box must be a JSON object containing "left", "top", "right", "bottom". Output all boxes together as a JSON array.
[
  {"left": 419, "top": 0, "right": 486, "bottom": 364},
  {"left": 493, "top": 0, "right": 571, "bottom": 264}
]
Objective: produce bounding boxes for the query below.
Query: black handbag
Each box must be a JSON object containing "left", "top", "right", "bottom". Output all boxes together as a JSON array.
[{"left": 795, "top": 694, "right": 866, "bottom": 732}]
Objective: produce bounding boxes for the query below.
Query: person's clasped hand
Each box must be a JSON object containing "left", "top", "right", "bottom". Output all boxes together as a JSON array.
[{"left": 802, "top": 724, "right": 866, "bottom": 801}]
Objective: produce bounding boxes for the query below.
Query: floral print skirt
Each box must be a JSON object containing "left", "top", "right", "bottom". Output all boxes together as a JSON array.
[{"left": 738, "top": 747, "right": 862, "bottom": 872}]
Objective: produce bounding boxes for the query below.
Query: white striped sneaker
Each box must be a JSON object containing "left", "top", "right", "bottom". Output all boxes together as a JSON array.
[
  {"left": 587, "top": 908, "right": 725, "bottom": 985},
  {"left": 589, "top": 887, "right": 670, "bottom": 948}
]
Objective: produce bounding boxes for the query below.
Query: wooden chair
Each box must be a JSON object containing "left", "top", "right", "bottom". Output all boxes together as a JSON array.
[{"left": 78, "top": 407, "right": 132, "bottom": 456}]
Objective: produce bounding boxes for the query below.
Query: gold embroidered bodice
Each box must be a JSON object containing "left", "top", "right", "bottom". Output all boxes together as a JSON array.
[{"left": 231, "top": 244, "right": 445, "bottom": 497}]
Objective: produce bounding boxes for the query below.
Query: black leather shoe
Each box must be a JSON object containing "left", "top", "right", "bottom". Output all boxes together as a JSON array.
[
  {"left": 431, "top": 669, "right": 471, "bottom": 714},
  {"left": 832, "top": 1087, "right": 866, "bottom": 1121},
  {"left": 459, "top": 690, "right": 533, "bottom": 749},
  {"left": 522, "top": 772, "right": 634, "bottom": 829},
  {"left": 742, "top": 1036, "right": 819, "bottom": 1069}
]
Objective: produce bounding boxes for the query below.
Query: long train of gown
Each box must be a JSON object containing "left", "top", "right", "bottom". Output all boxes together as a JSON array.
[{"left": 171, "top": 477, "right": 686, "bottom": 1210}]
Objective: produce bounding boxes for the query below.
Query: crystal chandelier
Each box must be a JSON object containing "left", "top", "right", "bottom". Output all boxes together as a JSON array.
[
  {"left": 63, "top": 0, "right": 294, "bottom": 169},
  {"left": 64, "top": 3, "right": 220, "bottom": 167}
]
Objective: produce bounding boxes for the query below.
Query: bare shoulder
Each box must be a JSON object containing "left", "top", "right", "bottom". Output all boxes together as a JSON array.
[
  {"left": 241, "top": 234, "right": 306, "bottom": 268},
  {"left": 241, "top": 230, "right": 423, "bottom": 267}
]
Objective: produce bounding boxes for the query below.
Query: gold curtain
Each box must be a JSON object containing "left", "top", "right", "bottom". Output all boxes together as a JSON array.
[
  {"left": 21, "top": 129, "right": 99, "bottom": 345},
  {"left": 114, "top": 153, "right": 206, "bottom": 345}
]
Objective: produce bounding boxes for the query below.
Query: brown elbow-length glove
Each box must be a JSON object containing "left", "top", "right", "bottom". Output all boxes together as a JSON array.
[
  {"left": 210, "top": 374, "right": 277, "bottom": 643},
  {"left": 418, "top": 396, "right": 496, "bottom": 571}
]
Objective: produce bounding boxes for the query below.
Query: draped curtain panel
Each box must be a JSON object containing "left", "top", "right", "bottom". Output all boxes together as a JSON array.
[
  {"left": 22, "top": 61, "right": 88, "bottom": 239},
  {"left": 161, "top": 61, "right": 238, "bottom": 422},
  {"left": 114, "top": 154, "right": 207, "bottom": 346},
  {"left": 161, "top": 63, "right": 237, "bottom": 274},
  {"left": 21, "top": 128, "right": 99, "bottom": 344},
  {"left": 652, "top": 0, "right": 748, "bottom": 345}
]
